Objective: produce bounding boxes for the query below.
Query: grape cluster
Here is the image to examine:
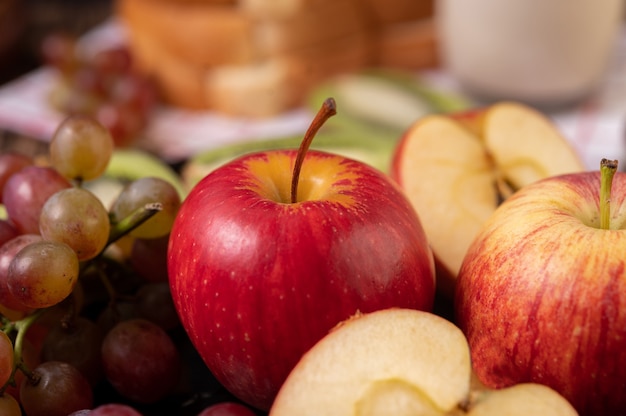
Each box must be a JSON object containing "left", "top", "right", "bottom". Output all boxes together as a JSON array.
[
  {"left": 0, "top": 116, "right": 259, "bottom": 415},
  {"left": 41, "top": 33, "right": 158, "bottom": 147}
]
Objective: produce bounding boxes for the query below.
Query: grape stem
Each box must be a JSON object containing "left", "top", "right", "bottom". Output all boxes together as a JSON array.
[
  {"left": 0, "top": 310, "right": 44, "bottom": 394},
  {"left": 107, "top": 202, "right": 162, "bottom": 246},
  {"left": 290, "top": 98, "right": 337, "bottom": 204},
  {"left": 600, "top": 158, "right": 618, "bottom": 230}
]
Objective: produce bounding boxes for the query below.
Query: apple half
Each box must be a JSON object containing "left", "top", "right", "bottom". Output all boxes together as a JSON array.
[
  {"left": 269, "top": 308, "right": 471, "bottom": 415},
  {"left": 269, "top": 308, "right": 577, "bottom": 415},
  {"left": 390, "top": 101, "right": 585, "bottom": 297}
]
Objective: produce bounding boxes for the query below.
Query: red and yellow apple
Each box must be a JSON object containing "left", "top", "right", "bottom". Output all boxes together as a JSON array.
[
  {"left": 167, "top": 99, "right": 436, "bottom": 410},
  {"left": 270, "top": 308, "right": 577, "bottom": 415},
  {"left": 391, "top": 101, "right": 585, "bottom": 297},
  {"left": 455, "top": 159, "right": 626, "bottom": 416}
]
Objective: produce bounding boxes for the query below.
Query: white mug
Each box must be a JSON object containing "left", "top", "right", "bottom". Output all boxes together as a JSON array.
[{"left": 436, "top": 0, "right": 625, "bottom": 108}]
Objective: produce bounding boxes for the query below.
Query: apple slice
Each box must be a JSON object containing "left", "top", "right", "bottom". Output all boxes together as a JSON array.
[
  {"left": 269, "top": 308, "right": 472, "bottom": 415},
  {"left": 391, "top": 101, "right": 585, "bottom": 297},
  {"left": 467, "top": 384, "right": 577, "bottom": 416}
]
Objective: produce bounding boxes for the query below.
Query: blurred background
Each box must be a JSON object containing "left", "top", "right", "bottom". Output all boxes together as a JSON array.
[
  {"left": 0, "top": 0, "right": 113, "bottom": 84},
  {"left": 0, "top": 0, "right": 625, "bottom": 168}
]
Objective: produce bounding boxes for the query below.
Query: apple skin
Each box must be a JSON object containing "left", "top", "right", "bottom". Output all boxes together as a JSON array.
[
  {"left": 455, "top": 170, "right": 626, "bottom": 416},
  {"left": 168, "top": 149, "right": 436, "bottom": 410}
]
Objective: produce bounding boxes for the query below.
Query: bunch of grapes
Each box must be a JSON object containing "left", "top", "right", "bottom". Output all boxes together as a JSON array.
[
  {"left": 0, "top": 116, "right": 258, "bottom": 416},
  {"left": 41, "top": 32, "right": 158, "bottom": 148}
]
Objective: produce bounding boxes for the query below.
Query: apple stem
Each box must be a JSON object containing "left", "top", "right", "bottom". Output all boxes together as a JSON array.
[
  {"left": 600, "top": 158, "right": 618, "bottom": 230},
  {"left": 290, "top": 98, "right": 337, "bottom": 203}
]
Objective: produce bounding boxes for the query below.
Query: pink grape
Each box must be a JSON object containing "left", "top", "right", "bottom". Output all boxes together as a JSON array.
[
  {"left": 0, "top": 152, "right": 33, "bottom": 203},
  {"left": 2, "top": 166, "right": 72, "bottom": 234},
  {"left": 0, "top": 234, "right": 42, "bottom": 312},
  {"left": 90, "top": 403, "right": 143, "bottom": 415}
]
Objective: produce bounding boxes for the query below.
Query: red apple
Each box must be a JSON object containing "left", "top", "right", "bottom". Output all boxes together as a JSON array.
[
  {"left": 455, "top": 159, "right": 626, "bottom": 416},
  {"left": 168, "top": 98, "right": 435, "bottom": 410}
]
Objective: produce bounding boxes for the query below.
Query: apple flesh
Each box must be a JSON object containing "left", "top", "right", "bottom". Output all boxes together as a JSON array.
[
  {"left": 270, "top": 308, "right": 471, "bottom": 416},
  {"left": 466, "top": 384, "right": 577, "bottom": 416},
  {"left": 455, "top": 166, "right": 626, "bottom": 416},
  {"left": 391, "top": 101, "right": 585, "bottom": 297},
  {"left": 270, "top": 308, "right": 577, "bottom": 416},
  {"left": 168, "top": 100, "right": 436, "bottom": 410}
]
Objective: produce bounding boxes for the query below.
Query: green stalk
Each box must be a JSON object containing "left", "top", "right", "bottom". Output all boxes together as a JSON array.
[
  {"left": 600, "top": 158, "right": 618, "bottom": 230},
  {"left": 0, "top": 310, "right": 44, "bottom": 393},
  {"left": 107, "top": 202, "right": 162, "bottom": 246}
]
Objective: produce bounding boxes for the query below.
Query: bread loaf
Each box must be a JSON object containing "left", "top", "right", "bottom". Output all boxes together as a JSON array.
[{"left": 116, "top": 0, "right": 436, "bottom": 116}]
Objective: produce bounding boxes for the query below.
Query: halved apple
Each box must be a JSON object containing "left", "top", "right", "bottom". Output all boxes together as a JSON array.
[
  {"left": 269, "top": 308, "right": 577, "bottom": 415},
  {"left": 390, "top": 101, "right": 585, "bottom": 297},
  {"left": 269, "top": 308, "right": 471, "bottom": 416},
  {"left": 467, "top": 384, "right": 577, "bottom": 416}
]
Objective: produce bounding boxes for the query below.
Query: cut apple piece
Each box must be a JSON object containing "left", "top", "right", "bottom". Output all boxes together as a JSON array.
[
  {"left": 391, "top": 101, "right": 585, "bottom": 297},
  {"left": 466, "top": 383, "right": 578, "bottom": 416},
  {"left": 269, "top": 308, "right": 472, "bottom": 416}
]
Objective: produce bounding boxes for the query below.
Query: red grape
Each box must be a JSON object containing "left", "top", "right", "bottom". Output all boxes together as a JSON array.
[
  {"left": 101, "top": 318, "right": 181, "bottom": 403},
  {"left": 20, "top": 361, "right": 93, "bottom": 416},
  {"left": 0, "top": 330, "right": 14, "bottom": 387},
  {"left": 0, "top": 219, "right": 18, "bottom": 248},
  {"left": 2, "top": 166, "right": 72, "bottom": 234},
  {"left": 135, "top": 282, "right": 180, "bottom": 331},
  {"left": 0, "top": 152, "right": 33, "bottom": 203},
  {"left": 130, "top": 235, "right": 170, "bottom": 283},
  {"left": 42, "top": 316, "right": 105, "bottom": 386},
  {"left": 90, "top": 403, "right": 143, "bottom": 415},
  {"left": 0, "top": 234, "right": 42, "bottom": 312},
  {"left": 40, "top": 32, "right": 78, "bottom": 75},
  {"left": 67, "top": 411, "right": 91, "bottom": 416},
  {"left": 197, "top": 402, "right": 258, "bottom": 416},
  {"left": 42, "top": 32, "right": 157, "bottom": 147}
]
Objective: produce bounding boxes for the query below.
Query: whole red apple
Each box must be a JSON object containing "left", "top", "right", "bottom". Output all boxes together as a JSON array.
[
  {"left": 455, "top": 159, "right": 626, "bottom": 416},
  {"left": 168, "top": 99, "right": 435, "bottom": 410}
]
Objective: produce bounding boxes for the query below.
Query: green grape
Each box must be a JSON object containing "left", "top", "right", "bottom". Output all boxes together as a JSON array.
[
  {"left": 0, "top": 393, "right": 21, "bottom": 416},
  {"left": 39, "top": 187, "right": 111, "bottom": 261},
  {"left": 0, "top": 330, "right": 14, "bottom": 388},
  {"left": 7, "top": 241, "right": 79, "bottom": 309},
  {"left": 50, "top": 114, "right": 114, "bottom": 182},
  {"left": 110, "top": 177, "right": 182, "bottom": 239}
]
